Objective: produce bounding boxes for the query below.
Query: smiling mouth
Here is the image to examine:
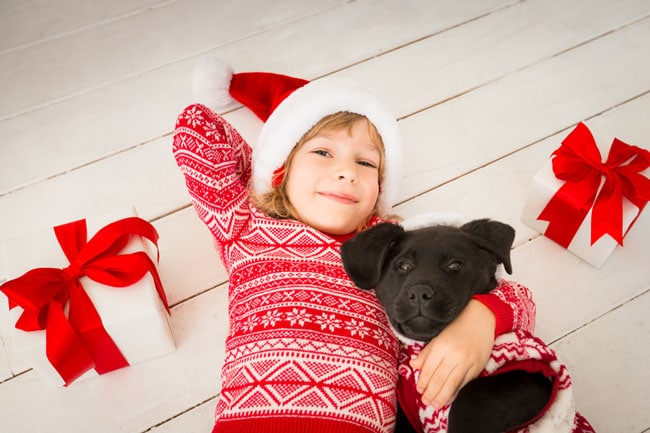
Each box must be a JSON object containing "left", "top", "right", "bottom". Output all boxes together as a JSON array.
[{"left": 318, "top": 192, "right": 358, "bottom": 204}]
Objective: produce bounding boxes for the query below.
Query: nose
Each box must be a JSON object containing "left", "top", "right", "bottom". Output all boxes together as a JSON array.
[
  {"left": 335, "top": 161, "right": 358, "bottom": 183},
  {"left": 407, "top": 284, "right": 434, "bottom": 306}
]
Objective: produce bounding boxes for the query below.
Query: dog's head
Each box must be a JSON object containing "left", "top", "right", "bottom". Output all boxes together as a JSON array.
[{"left": 341, "top": 219, "right": 515, "bottom": 342}]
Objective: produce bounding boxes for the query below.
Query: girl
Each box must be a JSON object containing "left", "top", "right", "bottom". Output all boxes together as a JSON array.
[{"left": 173, "top": 60, "right": 534, "bottom": 433}]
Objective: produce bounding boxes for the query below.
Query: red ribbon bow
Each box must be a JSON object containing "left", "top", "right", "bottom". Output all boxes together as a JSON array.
[
  {"left": 0, "top": 217, "right": 169, "bottom": 385},
  {"left": 537, "top": 122, "right": 650, "bottom": 248}
]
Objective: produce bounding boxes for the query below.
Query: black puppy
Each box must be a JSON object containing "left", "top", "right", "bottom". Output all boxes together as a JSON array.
[{"left": 341, "top": 219, "right": 552, "bottom": 433}]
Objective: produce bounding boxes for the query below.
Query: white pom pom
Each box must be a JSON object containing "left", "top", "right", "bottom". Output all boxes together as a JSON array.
[{"left": 192, "top": 58, "right": 235, "bottom": 110}]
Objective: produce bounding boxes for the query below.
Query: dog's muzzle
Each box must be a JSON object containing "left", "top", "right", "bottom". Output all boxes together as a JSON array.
[{"left": 392, "top": 284, "right": 460, "bottom": 340}]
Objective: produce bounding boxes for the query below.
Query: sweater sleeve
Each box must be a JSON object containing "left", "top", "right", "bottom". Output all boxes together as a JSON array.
[
  {"left": 472, "top": 279, "right": 536, "bottom": 336},
  {"left": 172, "top": 104, "right": 252, "bottom": 245}
]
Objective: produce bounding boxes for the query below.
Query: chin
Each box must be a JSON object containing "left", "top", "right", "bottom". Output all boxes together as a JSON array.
[{"left": 308, "top": 217, "right": 363, "bottom": 236}]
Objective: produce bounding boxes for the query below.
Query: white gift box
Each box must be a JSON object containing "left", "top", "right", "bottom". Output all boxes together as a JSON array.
[
  {"left": 0, "top": 211, "right": 175, "bottom": 386},
  {"left": 522, "top": 159, "right": 645, "bottom": 268}
]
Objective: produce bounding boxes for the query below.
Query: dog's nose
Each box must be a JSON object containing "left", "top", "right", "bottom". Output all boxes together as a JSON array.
[{"left": 408, "top": 284, "right": 434, "bottom": 305}]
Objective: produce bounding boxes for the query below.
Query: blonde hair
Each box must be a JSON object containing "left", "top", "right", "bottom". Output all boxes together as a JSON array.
[{"left": 251, "top": 111, "right": 385, "bottom": 228}]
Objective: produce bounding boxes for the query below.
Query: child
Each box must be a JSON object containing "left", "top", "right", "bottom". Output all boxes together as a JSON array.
[{"left": 173, "top": 59, "right": 534, "bottom": 433}]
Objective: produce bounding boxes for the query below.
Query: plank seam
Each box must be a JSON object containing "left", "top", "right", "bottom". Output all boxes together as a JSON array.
[
  {"left": 393, "top": 89, "right": 650, "bottom": 208},
  {"left": 0, "top": 0, "right": 181, "bottom": 57},
  {"left": 397, "top": 13, "right": 650, "bottom": 122},
  {"left": 0, "top": 1, "right": 349, "bottom": 123},
  {"left": 548, "top": 286, "right": 650, "bottom": 346},
  {"left": 140, "top": 395, "right": 218, "bottom": 432}
]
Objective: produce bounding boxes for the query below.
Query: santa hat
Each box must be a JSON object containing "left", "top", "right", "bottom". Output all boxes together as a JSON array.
[{"left": 192, "top": 58, "right": 403, "bottom": 216}]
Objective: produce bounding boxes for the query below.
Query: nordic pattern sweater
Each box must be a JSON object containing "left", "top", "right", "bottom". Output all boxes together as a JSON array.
[{"left": 172, "top": 104, "right": 535, "bottom": 433}]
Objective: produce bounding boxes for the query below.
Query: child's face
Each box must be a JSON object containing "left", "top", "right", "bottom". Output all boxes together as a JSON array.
[{"left": 285, "top": 119, "right": 381, "bottom": 235}]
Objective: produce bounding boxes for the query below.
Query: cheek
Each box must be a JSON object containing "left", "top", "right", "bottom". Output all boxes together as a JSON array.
[
  {"left": 284, "top": 164, "right": 318, "bottom": 213},
  {"left": 287, "top": 157, "right": 319, "bottom": 184},
  {"left": 285, "top": 175, "right": 305, "bottom": 207},
  {"left": 370, "top": 181, "right": 380, "bottom": 200},
  {"left": 361, "top": 172, "right": 381, "bottom": 198}
]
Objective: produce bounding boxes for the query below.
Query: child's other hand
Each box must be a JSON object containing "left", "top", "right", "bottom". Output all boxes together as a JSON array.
[{"left": 409, "top": 299, "right": 495, "bottom": 409}]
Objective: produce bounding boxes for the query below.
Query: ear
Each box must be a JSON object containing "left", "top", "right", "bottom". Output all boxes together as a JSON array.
[
  {"left": 341, "top": 222, "right": 405, "bottom": 290},
  {"left": 460, "top": 219, "right": 515, "bottom": 274}
]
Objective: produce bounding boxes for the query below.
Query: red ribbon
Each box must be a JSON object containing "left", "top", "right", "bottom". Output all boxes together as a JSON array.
[
  {"left": 537, "top": 123, "right": 650, "bottom": 248},
  {"left": 0, "top": 217, "right": 169, "bottom": 385}
]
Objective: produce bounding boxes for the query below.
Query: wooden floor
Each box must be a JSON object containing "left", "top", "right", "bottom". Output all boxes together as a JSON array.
[{"left": 1, "top": 1, "right": 649, "bottom": 432}]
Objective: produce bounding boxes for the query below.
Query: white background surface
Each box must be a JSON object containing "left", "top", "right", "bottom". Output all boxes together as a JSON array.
[{"left": 1, "top": 1, "right": 648, "bottom": 432}]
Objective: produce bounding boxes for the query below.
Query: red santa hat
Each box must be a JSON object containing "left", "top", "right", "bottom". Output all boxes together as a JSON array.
[{"left": 192, "top": 58, "right": 403, "bottom": 216}]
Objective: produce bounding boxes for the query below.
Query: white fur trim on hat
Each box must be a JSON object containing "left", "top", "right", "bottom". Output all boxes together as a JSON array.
[
  {"left": 252, "top": 77, "right": 402, "bottom": 216},
  {"left": 400, "top": 212, "right": 468, "bottom": 230}
]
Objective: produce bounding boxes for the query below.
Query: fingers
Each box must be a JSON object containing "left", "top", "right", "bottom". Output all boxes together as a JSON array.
[
  {"left": 409, "top": 342, "right": 480, "bottom": 409},
  {"left": 411, "top": 352, "right": 464, "bottom": 408}
]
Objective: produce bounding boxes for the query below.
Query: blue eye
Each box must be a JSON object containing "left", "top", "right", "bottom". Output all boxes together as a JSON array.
[
  {"left": 357, "top": 160, "right": 377, "bottom": 168},
  {"left": 313, "top": 149, "right": 331, "bottom": 157}
]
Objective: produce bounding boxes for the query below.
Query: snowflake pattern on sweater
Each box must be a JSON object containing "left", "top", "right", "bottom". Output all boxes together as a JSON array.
[{"left": 173, "top": 104, "right": 540, "bottom": 433}]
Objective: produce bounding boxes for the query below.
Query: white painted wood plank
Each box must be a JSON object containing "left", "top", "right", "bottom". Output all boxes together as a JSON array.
[
  {"left": 0, "top": 0, "right": 516, "bottom": 196},
  {"left": 0, "top": 284, "right": 228, "bottom": 433},
  {"left": 395, "top": 16, "right": 650, "bottom": 202},
  {"left": 0, "top": 257, "right": 13, "bottom": 381},
  {"left": 0, "top": 0, "right": 174, "bottom": 53},
  {"left": 512, "top": 212, "right": 649, "bottom": 344},
  {"left": 0, "top": 292, "right": 27, "bottom": 378},
  {"left": 0, "top": 133, "right": 188, "bottom": 240},
  {"left": 2, "top": 17, "right": 649, "bottom": 242},
  {"left": 551, "top": 290, "right": 650, "bottom": 433},
  {"left": 0, "top": 332, "right": 12, "bottom": 383},
  {"left": 148, "top": 398, "right": 216, "bottom": 433},
  {"left": 0, "top": 0, "right": 348, "bottom": 120},
  {"left": 345, "top": 0, "right": 650, "bottom": 119},
  {"left": 0, "top": 60, "right": 195, "bottom": 196},
  {"left": 155, "top": 206, "right": 227, "bottom": 306}
]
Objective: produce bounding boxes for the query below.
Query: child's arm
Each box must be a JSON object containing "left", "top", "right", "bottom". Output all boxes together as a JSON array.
[
  {"left": 172, "top": 104, "right": 252, "bottom": 243},
  {"left": 409, "top": 280, "right": 535, "bottom": 409},
  {"left": 473, "top": 279, "right": 536, "bottom": 334}
]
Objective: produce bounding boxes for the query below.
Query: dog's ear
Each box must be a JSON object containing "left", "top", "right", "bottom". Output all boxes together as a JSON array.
[
  {"left": 460, "top": 219, "right": 515, "bottom": 274},
  {"left": 341, "top": 222, "right": 405, "bottom": 290}
]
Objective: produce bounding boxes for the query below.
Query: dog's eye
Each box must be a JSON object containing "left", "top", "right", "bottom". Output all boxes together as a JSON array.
[
  {"left": 445, "top": 259, "right": 463, "bottom": 272},
  {"left": 396, "top": 261, "right": 413, "bottom": 273}
]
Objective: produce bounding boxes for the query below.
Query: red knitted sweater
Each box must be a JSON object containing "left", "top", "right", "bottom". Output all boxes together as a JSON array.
[{"left": 172, "top": 104, "right": 534, "bottom": 433}]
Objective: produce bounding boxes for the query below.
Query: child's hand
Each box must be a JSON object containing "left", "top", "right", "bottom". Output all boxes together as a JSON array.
[{"left": 409, "top": 299, "right": 496, "bottom": 409}]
